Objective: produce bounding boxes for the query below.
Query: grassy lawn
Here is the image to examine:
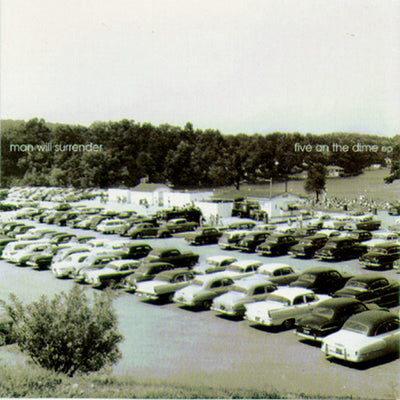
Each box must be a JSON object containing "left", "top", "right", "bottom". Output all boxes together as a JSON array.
[{"left": 213, "top": 168, "right": 400, "bottom": 203}]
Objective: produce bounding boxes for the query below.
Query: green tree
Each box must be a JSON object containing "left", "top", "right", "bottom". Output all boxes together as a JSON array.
[
  {"left": 304, "top": 163, "right": 327, "bottom": 203},
  {"left": 6, "top": 285, "right": 123, "bottom": 377}
]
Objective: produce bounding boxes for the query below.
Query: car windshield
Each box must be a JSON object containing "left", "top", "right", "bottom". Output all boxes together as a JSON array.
[
  {"left": 373, "top": 248, "right": 389, "bottom": 254},
  {"left": 300, "top": 239, "right": 314, "bottom": 245},
  {"left": 191, "top": 279, "right": 205, "bottom": 287},
  {"left": 265, "top": 294, "right": 290, "bottom": 305},
  {"left": 207, "top": 259, "right": 221, "bottom": 266},
  {"left": 345, "top": 280, "right": 368, "bottom": 289},
  {"left": 313, "top": 306, "right": 335, "bottom": 319},
  {"left": 228, "top": 265, "right": 245, "bottom": 272},
  {"left": 343, "top": 321, "right": 369, "bottom": 335},
  {"left": 297, "top": 273, "right": 316, "bottom": 284},
  {"left": 267, "top": 237, "right": 279, "bottom": 243}
]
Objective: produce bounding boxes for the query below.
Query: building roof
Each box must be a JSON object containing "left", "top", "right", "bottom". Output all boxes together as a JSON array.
[{"left": 132, "top": 183, "right": 171, "bottom": 192}]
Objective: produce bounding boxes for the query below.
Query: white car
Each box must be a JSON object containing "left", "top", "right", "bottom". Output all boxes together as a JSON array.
[
  {"left": 321, "top": 310, "right": 400, "bottom": 363},
  {"left": 256, "top": 263, "right": 298, "bottom": 285},
  {"left": 84, "top": 259, "right": 140, "bottom": 288},
  {"left": 2, "top": 240, "right": 41, "bottom": 262},
  {"left": 192, "top": 255, "right": 237, "bottom": 275},
  {"left": 218, "top": 230, "right": 251, "bottom": 250},
  {"left": 51, "top": 252, "right": 89, "bottom": 278},
  {"left": 95, "top": 219, "right": 127, "bottom": 234},
  {"left": 244, "top": 287, "right": 331, "bottom": 329},
  {"left": 173, "top": 272, "right": 235, "bottom": 309},
  {"left": 6, "top": 241, "right": 54, "bottom": 266},
  {"left": 211, "top": 276, "right": 277, "bottom": 318},
  {"left": 222, "top": 259, "right": 263, "bottom": 279}
]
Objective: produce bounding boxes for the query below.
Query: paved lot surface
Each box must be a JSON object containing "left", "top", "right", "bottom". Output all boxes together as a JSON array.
[{"left": 0, "top": 216, "right": 399, "bottom": 399}]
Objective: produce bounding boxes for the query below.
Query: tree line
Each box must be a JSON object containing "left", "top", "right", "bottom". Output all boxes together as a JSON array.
[{"left": 1, "top": 118, "right": 398, "bottom": 189}]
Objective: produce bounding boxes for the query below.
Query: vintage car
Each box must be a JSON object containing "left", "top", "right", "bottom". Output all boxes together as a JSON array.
[
  {"left": 164, "top": 218, "right": 198, "bottom": 233},
  {"left": 184, "top": 227, "right": 222, "bottom": 245},
  {"left": 221, "top": 259, "right": 263, "bottom": 279},
  {"left": 2, "top": 240, "right": 46, "bottom": 264},
  {"left": 333, "top": 273, "right": 400, "bottom": 308},
  {"left": 345, "top": 230, "right": 373, "bottom": 243},
  {"left": 358, "top": 242, "right": 400, "bottom": 270},
  {"left": 25, "top": 244, "right": 70, "bottom": 270},
  {"left": 344, "top": 216, "right": 382, "bottom": 231},
  {"left": 218, "top": 230, "right": 251, "bottom": 250},
  {"left": 123, "top": 262, "right": 176, "bottom": 289},
  {"left": 15, "top": 229, "right": 57, "bottom": 241},
  {"left": 192, "top": 255, "right": 237, "bottom": 275},
  {"left": 141, "top": 247, "right": 199, "bottom": 268},
  {"left": 211, "top": 277, "right": 277, "bottom": 318},
  {"left": 321, "top": 310, "right": 400, "bottom": 363},
  {"left": 288, "top": 234, "right": 328, "bottom": 258},
  {"left": 315, "top": 237, "right": 367, "bottom": 261},
  {"left": 295, "top": 297, "right": 380, "bottom": 342},
  {"left": 127, "top": 222, "right": 171, "bottom": 239},
  {"left": 7, "top": 224, "right": 36, "bottom": 238},
  {"left": 289, "top": 266, "right": 352, "bottom": 295},
  {"left": 51, "top": 252, "right": 90, "bottom": 278},
  {"left": 72, "top": 253, "right": 121, "bottom": 282},
  {"left": 224, "top": 221, "right": 257, "bottom": 231},
  {"left": 256, "top": 233, "right": 298, "bottom": 256},
  {"left": 96, "top": 219, "right": 128, "bottom": 234},
  {"left": 244, "top": 287, "right": 331, "bottom": 329},
  {"left": 0, "top": 237, "right": 17, "bottom": 256},
  {"left": 84, "top": 259, "right": 140, "bottom": 288},
  {"left": 173, "top": 272, "right": 235, "bottom": 309},
  {"left": 134, "top": 268, "right": 195, "bottom": 301},
  {"left": 234, "top": 231, "right": 272, "bottom": 252},
  {"left": 111, "top": 242, "right": 153, "bottom": 260},
  {"left": 256, "top": 263, "right": 299, "bottom": 285}
]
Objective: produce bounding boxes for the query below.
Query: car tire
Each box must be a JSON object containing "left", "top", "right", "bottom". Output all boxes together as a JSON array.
[
  {"left": 282, "top": 319, "right": 295, "bottom": 330},
  {"left": 201, "top": 299, "right": 212, "bottom": 309}
]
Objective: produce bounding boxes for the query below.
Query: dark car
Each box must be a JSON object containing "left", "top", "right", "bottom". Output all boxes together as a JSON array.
[
  {"left": 295, "top": 297, "right": 380, "bottom": 342},
  {"left": 184, "top": 227, "right": 222, "bottom": 245},
  {"left": 164, "top": 218, "right": 199, "bottom": 233},
  {"left": 234, "top": 231, "right": 272, "bottom": 252},
  {"left": 289, "top": 266, "right": 353, "bottom": 295},
  {"left": 114, "top": 243, "right": 153, "bottom": 260},
  {"left": 127, "top": 223, "right": 171, "bottom": 239},
  {"left": 256, "top": 233, "right": 298, "bottom": 256},
  {"left": 333, "top": 273, "right": 400, "bottom": 308},
  {"left": 124, "top": 262, "right": 176, "bottom": 289},
  {"left": 315, "top": 237, "right": 367, "bottom": 261},
  {"left": 141, "top": 247, "right": 199, "bottom": 268},
  {"left": 346, "top": 230, "right": 373, "bottom": 242},
  {"left": 289, "top": 234, "right": 328, "bottom": 258},
  {"left": 358, "top": 242, "right": 400, "bottom": 270}
]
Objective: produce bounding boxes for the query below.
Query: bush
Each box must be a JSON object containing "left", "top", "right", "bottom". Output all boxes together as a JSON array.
[{"left": 6, "top": 285, "right": 123, "bottom": 377}]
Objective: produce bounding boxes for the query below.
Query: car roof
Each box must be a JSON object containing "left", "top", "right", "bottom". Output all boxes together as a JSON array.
[
  {"left": 206, "top": 255, "right": 237, "bottom": 263},
  {"left": 229, "top": 259, "right": 262, "bottom": 267},
  {"left": 233, "top": 279, "right": 273, "bottom": 290},
  {"left": 345, "top": 310, "right": 396, "bottom": 329},
  {"left": 347, "top": 273, "right": 388, "bottom": 283},
  {"left": 193, "top": 271, "right": 234, "bottom": 283},
  {"left": 155, "top": 268, "right": 192, "bottom": 279},
  {"left": 106, "top": 259, "right": 140, "bottom": 267},
  {"left": 315, "top": 297, "right": 362, "bottom": 309},
  {"left": 301, "top": 266, "right": 339, "bottom": 274},
  {"left": 271, "top": 287, "right": 314, "bottom": 300},
  {"left": 369, "top": 241, "right": 400, "bottom": 249},
  {"left": 258, "top": 263, "right": 292, "bottom": 272}
]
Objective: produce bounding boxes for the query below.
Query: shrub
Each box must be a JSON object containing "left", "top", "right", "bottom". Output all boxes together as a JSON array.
[{"left": 6, "top": 285, "right": 123, "bottom": 377}]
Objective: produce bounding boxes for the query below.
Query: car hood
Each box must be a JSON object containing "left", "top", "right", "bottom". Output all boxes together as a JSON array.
[
  {"left": 297, "top": 314, "right": 331, "bottom": 329},
  {"left": 175, "top": 285, "right": 202, "bottom": 299},
  {"left": 135, "top": 279, "right": 166, "bottom": 294},
  {"left": 214, "top": 291, "right": 245, "bottom": 306}
]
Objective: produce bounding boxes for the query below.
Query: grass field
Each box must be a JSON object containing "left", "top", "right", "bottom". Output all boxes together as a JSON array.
[{"left": 213, "top": 168, "right": 400, "bottom": 203}]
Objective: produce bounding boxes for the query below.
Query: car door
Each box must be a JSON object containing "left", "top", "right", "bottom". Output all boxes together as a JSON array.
[{"left": 374, "top": 319, "right": 400, "bottom": 357}]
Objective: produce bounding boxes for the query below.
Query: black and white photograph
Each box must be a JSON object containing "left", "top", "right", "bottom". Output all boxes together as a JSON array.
[{"left": 0, "top": 0, "right": 400, "bottom": 398}]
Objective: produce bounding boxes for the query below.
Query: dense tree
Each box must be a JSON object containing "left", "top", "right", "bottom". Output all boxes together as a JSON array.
[
  {"left": 304, "top": 163, "right": 327, "bottom": 203},
  {"left": 5, "top": 286, "right": 123, "bottom": 377}
]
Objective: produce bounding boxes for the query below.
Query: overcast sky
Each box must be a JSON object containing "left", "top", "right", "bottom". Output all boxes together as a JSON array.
[{"left": 1, "top": 0, "right": 400, "bottom": 136}]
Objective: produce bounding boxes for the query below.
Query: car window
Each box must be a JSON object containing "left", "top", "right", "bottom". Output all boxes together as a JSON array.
[
  {"left": 293, "top": 295, "right": 305, "bottom": 305},
  {"left": 371, "top": 279, "right": 388, "bottom": 289},
  {"left": 211, "top": 281, "right": 222, "bottom": 288},
  {"left": 304, "top": 294, "right": 316, "bottom": 303},
  {"left": 253, "top": 286, "right": 266, "bottom": 295},
  {"left": 222, "top": 278, "right": 233, "bottom": 286}
]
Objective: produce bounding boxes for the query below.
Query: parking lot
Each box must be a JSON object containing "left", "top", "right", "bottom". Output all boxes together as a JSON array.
[{"left": 0, "top": 210, "right": 399, "bottom": 399}]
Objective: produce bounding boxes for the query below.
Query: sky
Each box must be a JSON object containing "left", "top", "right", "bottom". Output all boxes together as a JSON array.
[{"left": 1, "top": 0, "right": 400, "bottom": 136}]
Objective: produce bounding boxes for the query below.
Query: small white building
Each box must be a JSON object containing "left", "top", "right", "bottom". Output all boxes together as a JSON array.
[
  {"left": 258, "top": 193, "right": 305, "bottom": 219},
  {"left": 326, "top": 165, "right": 344, "bottom": 178},
  {"left": 129, "top": 183, "right": 172, "bottom": 207},
  {"left": 108, "top": 188, "right": 131, "bottom": 203}
]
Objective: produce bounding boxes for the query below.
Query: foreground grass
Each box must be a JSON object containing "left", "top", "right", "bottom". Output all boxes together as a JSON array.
[{"left": 0, "top": 346, "right": 356, "bottom": 399}]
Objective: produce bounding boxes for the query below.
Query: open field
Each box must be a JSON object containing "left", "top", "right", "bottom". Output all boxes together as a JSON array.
[{"left": 214, "top": 168, "right": 400, "bottom": 203}]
